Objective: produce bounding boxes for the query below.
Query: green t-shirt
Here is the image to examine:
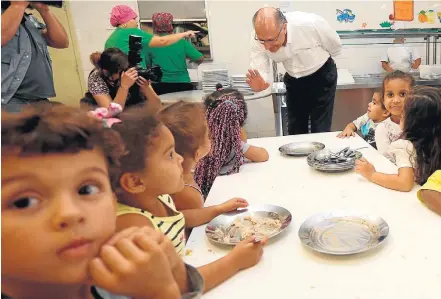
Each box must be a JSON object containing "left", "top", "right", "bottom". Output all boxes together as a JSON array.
[
  {"left": 105, "top": 28, "right": 153, "bottom": 69},
  {"left": 146, "top": 37, "right": 203, "bottom": 83}
]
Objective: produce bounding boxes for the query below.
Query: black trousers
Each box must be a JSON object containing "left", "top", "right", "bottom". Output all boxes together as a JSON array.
[
  {"left": 152, "top": 82, "right": 194, "bottom": 96},
  {"left": 283, "top": 57, "right": 337, "bottom": 135}
]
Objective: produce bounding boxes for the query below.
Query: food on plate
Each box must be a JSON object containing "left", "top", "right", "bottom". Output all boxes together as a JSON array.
[{"left": 212, "top": 215, "right": 283, "bottom": 244}]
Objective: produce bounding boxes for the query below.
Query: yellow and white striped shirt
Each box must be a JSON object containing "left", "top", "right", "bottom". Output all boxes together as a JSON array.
[{"left": 117, "top": 194, "right": 186, "bottom": 255}]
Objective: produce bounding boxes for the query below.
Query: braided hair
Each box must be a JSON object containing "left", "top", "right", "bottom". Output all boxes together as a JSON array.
[{"left": 194, "top": 85, "right": 248, "bottom": 197}]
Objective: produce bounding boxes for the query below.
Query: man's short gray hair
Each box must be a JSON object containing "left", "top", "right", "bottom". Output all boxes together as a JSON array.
[{"left": 252, "top": 8, "right": 287, "bottom": 28}]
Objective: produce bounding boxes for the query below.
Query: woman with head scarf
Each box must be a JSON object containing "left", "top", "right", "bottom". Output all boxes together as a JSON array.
[
  {"left": 148, "top": 12, "right": 204, "bottom": 95},
  {"left": 105, "top": 5, "right": 198, "bottom": 69}
]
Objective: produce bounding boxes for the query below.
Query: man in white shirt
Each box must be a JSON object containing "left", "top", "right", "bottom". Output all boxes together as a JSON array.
[
  {"left": 246, "top": 7, "right": 342, "bottom": 135},
  {"left": 381, "top": 37, "right": 421, "bottom": 73}
]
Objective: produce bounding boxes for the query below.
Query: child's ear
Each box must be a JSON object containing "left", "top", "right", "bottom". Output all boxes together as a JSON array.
[
  {"left": 194, "top": 150, "right": 201, "bottom": 162},
  {"left": 119, "top": 173, "right": 145, "bottom": 194},
  {"left": 383, "top": 109, "right": 391, "bottom": 117}
]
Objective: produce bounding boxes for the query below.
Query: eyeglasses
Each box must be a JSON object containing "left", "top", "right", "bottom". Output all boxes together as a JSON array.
[{"left": 254, "top": 24, "right": 285, "bottom": 44}]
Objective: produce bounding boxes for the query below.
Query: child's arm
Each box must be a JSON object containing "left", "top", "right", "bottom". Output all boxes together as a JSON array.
[
  {"left": 338, "top": 113, "right": 368, "bottom": 138},
  {"left": 240, "top": 127, "right": 247, "bottom": 142},
  {"left": 411, "top": 58, "right": 421, "bottom": 70},
  {"left": 381, "top": 61, "right": 394, "bottom": 72},
  {"left": 182, "top": 198, "right": 248, "bottom": 228},
  {"left": 419, "top": 190, "right": 441, "bottom": 215},
  {"left": 374, "top": 123, "right": 390, "bottom": 155},
  {"left": 116, "top": 215, "right": 190, "bottom": 295},
  {"left": 173, "top": 187, "right": 204, "bottom": 211},
  {"left": 198, "top": 236, "right": 267, "bottom": 293},
  {"left": 90, "top": 226, "right": 182, "bottom": 299},
  {"left": 244, "top": 145, "right": 269, "bottom": 162},
  {"left": 355, "top": 158, "right": 415, "bottom": 192},
  {"left": 337, "top": 122, "right": 357, "bottom": 138}
]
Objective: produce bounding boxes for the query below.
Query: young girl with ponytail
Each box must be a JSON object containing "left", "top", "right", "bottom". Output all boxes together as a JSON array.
[{"left": 195, "top": 84, "right": 269, "bottom": 198}]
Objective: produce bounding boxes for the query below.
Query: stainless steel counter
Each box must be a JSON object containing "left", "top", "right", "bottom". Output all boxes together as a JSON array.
[{"left": 337, "top": 74, "right": 441, "bottom": 90}]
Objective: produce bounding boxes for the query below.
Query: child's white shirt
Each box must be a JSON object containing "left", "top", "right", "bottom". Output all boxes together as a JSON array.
[
  {"left": 352, "top": 113, "right": 384, "bottom": 147},
  {"left": 381, "top": 44, "right": 421, "bottom": 72},
  {"left": 385, "top": 139, "right": 415, "bottom": 169},
  {"left": 375, "top": 118, "right": 402, "bottom": 155}
]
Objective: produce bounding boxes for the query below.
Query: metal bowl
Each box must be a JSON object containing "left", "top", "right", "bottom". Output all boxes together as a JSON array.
[
  {"left": 205, "top": 204, "right": 292, "bottom": 245},
  {"left": 307, "top": 149, "right": 362, "bottom": 172},
  {"left": 279, "top": 142, "right": 325, "bottom": 156},
  {"left": 298, "top": 211, "right": 389, "bottom": 255}
]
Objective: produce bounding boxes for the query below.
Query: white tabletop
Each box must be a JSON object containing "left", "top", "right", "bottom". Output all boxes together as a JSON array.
[{"left": 184, "top": 132, "right": 441, "bottom": 299}]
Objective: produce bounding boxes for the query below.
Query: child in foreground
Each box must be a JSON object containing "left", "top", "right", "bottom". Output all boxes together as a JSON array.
[
  {"left": 337, "top": 91, "right": 390, "bottom": 148},
  {"left": 112, "top": 109, "right": 267, "bottom": 294},
  {"left": 195, "top": 86, "right": 269, "bottom": 197},
  {"left": 375, "top": 71, "right": 415, "bottom": 155},
  {"left": 355, "top": 86, "right": 441, "bottom": 192},
  {"left": 159, "top": 101, "right": 249, "bottom": 230},
  {"left": 1, "top": 106, "right": 203, "bottom": 299}
]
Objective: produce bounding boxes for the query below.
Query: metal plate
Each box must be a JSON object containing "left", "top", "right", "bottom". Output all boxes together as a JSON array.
[
  {"left": 298, "top": 211, "right": 389, "bottom": 255},
  {"left": 205, "top": 204, "right": 292, "bottom": 245},
  {"left": 307, "top": 149, "right": 362, "bottom": 172},
  {"left": 279, "top": 142, "right": 325, "bottom": 156}
]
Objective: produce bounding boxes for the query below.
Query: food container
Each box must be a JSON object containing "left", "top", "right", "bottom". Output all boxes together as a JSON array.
[{"left": 419, "top": 64, "right": 441, "bottom": 80}]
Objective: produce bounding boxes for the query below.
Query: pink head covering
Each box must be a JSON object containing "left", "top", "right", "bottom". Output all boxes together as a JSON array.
[
  {"left": 110, "top": 5, "right": 138, "bottom": 27},
  {"left": 152, "top": 12, "right": 174, "bottom": 33}
]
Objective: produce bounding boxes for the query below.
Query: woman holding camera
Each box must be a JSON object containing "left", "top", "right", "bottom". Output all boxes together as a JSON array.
[
  {"left": 82, "top": 48, "right": 160, "bottom": 111},
  {"left": 105, "top": 5, "right": 198, "bottom": 68}
]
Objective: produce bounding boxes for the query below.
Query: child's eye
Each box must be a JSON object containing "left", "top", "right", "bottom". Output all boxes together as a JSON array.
[
  {"left": 400, "top": 92, "right": 406, "bottom": 97},
  {"left": 78, "top": 184, "right": 100, "bottom": 196},
  {"left": 169, "top": 151, "right": 174, "bottom": 159},
  {"left": 12, "top": 197, "right": 39, "bottom": 209},
  {"left": 387, "top": 92, "right": 393, "bottom": 97}
]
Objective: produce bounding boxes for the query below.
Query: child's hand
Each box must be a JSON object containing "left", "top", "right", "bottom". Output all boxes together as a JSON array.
[
  {"left": 337, "top": 127, "right": 355, "bottom": 138},
  {"left": 90, "top": 227, "right": 180, "bottom": 299},
  {"left": 217, "top": 198, "right": 249, "bottom": 214},
  {"left": 105, "top": 226, "right": 181, "bottom": 271},
  {"left": 355, "top": 158, "right": 376, "bottom": 181},
  {"left": 228, "top": 236, "right": 268, "bottom": 271}
]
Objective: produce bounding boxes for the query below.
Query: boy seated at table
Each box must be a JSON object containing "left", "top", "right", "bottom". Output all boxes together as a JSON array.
[
  {"left": 381, "top": 37, "right": 421, "bottom": 73},
  {"left": 418, "top": 170, "right": 441, "bottom": 216},
  {"left": 337, "top": 91, "right": 390, "bottom": 149}
]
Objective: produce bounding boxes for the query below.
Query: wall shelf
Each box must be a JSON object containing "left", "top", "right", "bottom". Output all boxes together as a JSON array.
[{"left": 338, "top": 28, "right": 441, "bottom": 39}]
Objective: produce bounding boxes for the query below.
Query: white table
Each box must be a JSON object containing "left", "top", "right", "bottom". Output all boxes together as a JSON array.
[{"left": 184, "top": 133, "right": 441, "bottom": 299}]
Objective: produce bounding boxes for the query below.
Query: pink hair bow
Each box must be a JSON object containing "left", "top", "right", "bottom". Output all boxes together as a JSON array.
[{"left": 88, "top": 103, "right": 122, "bottom": 128}]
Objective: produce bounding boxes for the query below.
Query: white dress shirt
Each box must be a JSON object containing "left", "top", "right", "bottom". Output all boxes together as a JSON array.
[
  {"left": 250, "top": 11, "right": 342, "bottom": 82},
  {"left": 381, "top": 44, "right": 421, "bottom": 73}
]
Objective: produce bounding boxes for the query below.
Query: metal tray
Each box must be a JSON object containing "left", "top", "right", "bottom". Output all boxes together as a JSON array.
[
  {"left": 307, "top": 149, "right": 362, "bottom": 172},
  {"left": 205, "top": 204, "right": 292, "bottom": 245},
  {"left": 298, "top": 211, "right": 389, "bottom": 255},
  {"left": 279, "top": 142, "right": 325, "bottom": 156}
]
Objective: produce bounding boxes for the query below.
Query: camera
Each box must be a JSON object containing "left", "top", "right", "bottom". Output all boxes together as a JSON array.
[
  {"left": 128, "top": 35, "right": 163, "bottom": 83},
  {"left": 2, "top": 1, "right": 63, "bottom": 9},
  {"left": 31, "top": 1, "right": 64, "bottom": 8}
]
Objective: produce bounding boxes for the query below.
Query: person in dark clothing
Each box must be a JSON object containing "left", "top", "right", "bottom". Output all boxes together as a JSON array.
[{"left": 1, "top": 1, "right": 69, "bottom": 112}]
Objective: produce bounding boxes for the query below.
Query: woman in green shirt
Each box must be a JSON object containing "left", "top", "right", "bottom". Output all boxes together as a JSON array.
[
  {"left": 105, "top": 5, "right": 197, "bottom": 69},
  {"left": 148, "top": 13, "right": 204, "bottom": 95}
]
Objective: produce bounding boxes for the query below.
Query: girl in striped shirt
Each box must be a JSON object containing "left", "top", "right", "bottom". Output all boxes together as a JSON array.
[{"left": 112, "top": 108, "right": 268, "bottom": 294}]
